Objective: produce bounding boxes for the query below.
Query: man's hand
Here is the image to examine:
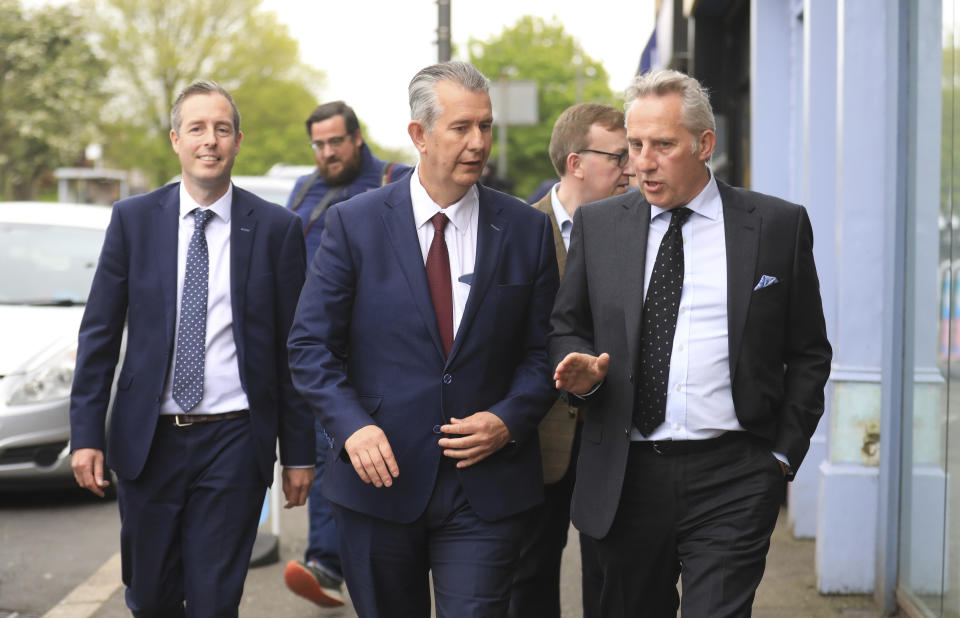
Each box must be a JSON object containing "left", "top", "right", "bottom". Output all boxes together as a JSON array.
[
  {"left": 554, "top": 352, "right": 610, "bottom": 395},
  {"left": 281, "top": 467, "right": 314, "bottom": 508},
  {"left": 72, "top": 448, "right": 110, "bottom": 498},
  {"left": 344, "top": 425, "right": 399, "bottom": 487},
  {"left": 438, "top": 412, "right": 510, "bottom": 468}
]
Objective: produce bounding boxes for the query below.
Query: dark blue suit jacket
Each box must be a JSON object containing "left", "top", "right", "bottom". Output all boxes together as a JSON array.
[
  {"left": 288, "top": 180, "right": 559, "bottom": 523},
  {"left": 70, "top": 183, "right": 315, "bottom": 484}
]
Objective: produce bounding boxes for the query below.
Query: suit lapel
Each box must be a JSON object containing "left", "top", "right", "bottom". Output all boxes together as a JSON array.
[
  {"left": 451, "top": 186, "right": 507, "bottom": 365},
  {"left": 719, "top": 181, "right": 760, "bottom": 379},
  {"left": 230, "top": 187, "right": 257, "bottom": 353},
  {"left": 381, "top": 183, "right": 447, "bottom": 359},
  {"left": 155, "top": 186, "right": 180, "bottom": 349},
  {"left": 533, "top": 193, "right": 567, "bottom": 277},
  {"left": 619, "top": 193, "right": 651, "bottom": 373}
]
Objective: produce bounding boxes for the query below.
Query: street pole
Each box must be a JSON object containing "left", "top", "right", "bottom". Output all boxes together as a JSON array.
[
  {"left": 437, "top": 0, "right": 451, "bottom": 62},
  {"left": 498, "top": 73, "right": 508, "bottom": 176}
]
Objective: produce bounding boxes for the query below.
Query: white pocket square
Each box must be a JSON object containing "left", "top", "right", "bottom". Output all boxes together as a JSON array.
[{"left": 753, "top": 275, "right": 779, "bottom": 291}]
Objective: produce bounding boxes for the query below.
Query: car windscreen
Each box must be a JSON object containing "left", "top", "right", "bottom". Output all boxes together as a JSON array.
[{"left": 0, "top": 222, "right": 105, "bottom": 305}]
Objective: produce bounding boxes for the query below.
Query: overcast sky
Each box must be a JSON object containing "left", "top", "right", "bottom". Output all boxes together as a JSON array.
[{"left": 260, "top": 0, "right": 655, "bottom": 152}]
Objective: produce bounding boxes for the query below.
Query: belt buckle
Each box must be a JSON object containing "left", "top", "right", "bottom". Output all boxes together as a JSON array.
[
  {"left": 652, "top": 441, "right": 664, "bottom": 455},
  {"left": 173, "top": 415, "right": 194, "bottom": 427}
]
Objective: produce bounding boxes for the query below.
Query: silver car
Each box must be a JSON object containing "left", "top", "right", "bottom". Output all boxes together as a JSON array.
[{"left": 0, "top": 202, "right": 112, "bottom": 490}]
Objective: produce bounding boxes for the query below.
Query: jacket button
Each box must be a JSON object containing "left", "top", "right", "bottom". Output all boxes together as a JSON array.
[
  {"left": 433, "top": 425, "right": 442, "bottom": 434},
  {"left": 443, "top": 374, "right": 452, "bottom": 384}
]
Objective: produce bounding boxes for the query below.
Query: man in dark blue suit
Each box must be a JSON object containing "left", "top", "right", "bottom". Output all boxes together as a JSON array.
[
  {"left": 70, "top": 80, "right": 315, "bottom": 618},
  {"left": 288, "top": 61, "right": 559, "bottom": 617}
]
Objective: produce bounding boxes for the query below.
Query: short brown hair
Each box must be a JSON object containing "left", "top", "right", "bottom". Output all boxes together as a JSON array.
[
  {"left": 170, "top": 80, "right": 240, "bottom": 135},
  {"left": 548, "top": 103, "right": 625, "bottom": 176}
]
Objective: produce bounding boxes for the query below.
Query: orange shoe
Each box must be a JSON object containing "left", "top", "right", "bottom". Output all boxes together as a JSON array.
[{"left": 284, "top": 560, "right": 345, "bottom": 608}]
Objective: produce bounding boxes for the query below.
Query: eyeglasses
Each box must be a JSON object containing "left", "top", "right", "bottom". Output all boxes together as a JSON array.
[
  {"left": 578, "top": 148, "right": 629, "bottom": 168},
  {"left": 310, "top": 133, "right": 351, "bottom": 151}
]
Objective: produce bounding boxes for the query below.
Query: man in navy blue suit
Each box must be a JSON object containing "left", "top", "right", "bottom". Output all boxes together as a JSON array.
[
  {"left": 70, "top": 80, "right": 315, "bottom": 618},
  {"left": 288, "top": 61, "right": 559, "bottom": 617}
]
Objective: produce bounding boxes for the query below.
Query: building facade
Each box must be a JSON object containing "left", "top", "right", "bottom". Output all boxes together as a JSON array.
[{"left": 642, "top": 1, "right": 953, "bottom": 615}]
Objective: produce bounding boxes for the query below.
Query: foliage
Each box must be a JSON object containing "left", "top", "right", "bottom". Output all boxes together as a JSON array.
[
  {"left": 468, "top": 15, "right": 617, "bottom": 198},
  {"left": 0, "top": 0, "right": 107, "bottom": 199},
  {"left": 85, "top": 0, "right": 325, "bottom": 186}
]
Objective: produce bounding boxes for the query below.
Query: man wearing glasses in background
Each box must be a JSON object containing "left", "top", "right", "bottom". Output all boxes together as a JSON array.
[
  {"left": 283, "top": 101, "right": 410, "bottom": 608},
  {"left": 510, "top": 102, "right": 633, "bottom": 618}
]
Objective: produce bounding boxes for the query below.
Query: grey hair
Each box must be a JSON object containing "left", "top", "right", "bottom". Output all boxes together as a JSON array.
[
  {"left": 408, "top": 61, "right": 490, "bottom": 132},
  {"left": 170, "top": 80, "right": 241, "bottom": 135},
  {"left": 625, "top": 70, "right": 714, "bottom": 153}
]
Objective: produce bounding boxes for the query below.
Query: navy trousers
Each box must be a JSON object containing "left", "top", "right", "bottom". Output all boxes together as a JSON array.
[
  {"left": 587, "top": 433, "right": 785, "bottom": 618},
  {"left": 117, "top": 418, "right": 266, "bottom": 618},
  {"left": 305, "top": 419, "right": 341, "bottom": 578},
  {"left": 332, "top": 458, "right": 530, "bottom": 618}
]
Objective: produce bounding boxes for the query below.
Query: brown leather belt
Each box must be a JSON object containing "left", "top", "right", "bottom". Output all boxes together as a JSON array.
[
  {"left": 631, "top": 431, "right": 751, "bottom": 456},
  {"left": 161, "top": 409, "right": 250, "bottom": 427}
]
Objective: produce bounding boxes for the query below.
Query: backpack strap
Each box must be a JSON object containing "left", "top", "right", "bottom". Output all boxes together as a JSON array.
[
  {"left": 289, "top": 170, "right": 321, "bottom": 212},
  {"left": 306, "top": 187, "right": 343, "bottom": 227},
  {"left": 380, "top": 162, "right": 398, "bottom": 186}
]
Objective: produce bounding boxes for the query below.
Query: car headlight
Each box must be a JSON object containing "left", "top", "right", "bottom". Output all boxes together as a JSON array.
[{"left": 7, "top": 346, "right": 77, "bottom": 406}]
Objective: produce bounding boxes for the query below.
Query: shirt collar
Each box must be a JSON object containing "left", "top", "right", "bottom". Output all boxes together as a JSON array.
[
  {"left": 649, "top": 168, "right": 720, "bottom": 223},
  {"left": 178, "top": 182, "right": 232, "bottom": 223},
  {"left": 409, "top": 163, "right": 477, "bottom": 232},
  {"left": 549, "top": 182, "right": 571, "bottom": 230}
]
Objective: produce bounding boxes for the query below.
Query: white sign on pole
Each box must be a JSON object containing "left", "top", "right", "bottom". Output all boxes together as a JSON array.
[{"left": 489, "top": 80, "right": 539, "bottom": 126}]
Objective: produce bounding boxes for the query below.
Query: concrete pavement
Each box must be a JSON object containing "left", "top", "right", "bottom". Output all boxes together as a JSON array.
[{"left": 68, "top": 503, "right": 892, "bottom": 617}]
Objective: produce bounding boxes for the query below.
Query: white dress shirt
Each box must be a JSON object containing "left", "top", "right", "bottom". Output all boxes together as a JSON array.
[
  {"left": 409, "top": 165, "right": 479, "bottom": 337},
  {"left": 160, "top": 183, "right": 249, "bottom": 415},
  {"left": 549, "top": 182, "right": 573, "bottom": 251},
  {"left": 631, "top": 171, "right": 745, "bottom": 441}
]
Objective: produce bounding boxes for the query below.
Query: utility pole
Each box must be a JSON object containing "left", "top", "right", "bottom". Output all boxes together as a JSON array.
[{"left": 437, "top": 0, "right": 451, "bottom": 62}]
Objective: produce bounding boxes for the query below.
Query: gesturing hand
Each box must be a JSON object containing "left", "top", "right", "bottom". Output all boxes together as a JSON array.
[
  {"left": 344, "top": 425, "right": 399, "bottom": 487},
  {"left": 438, "top": 411, "right": 511, "bottom": 468},
  {"left": 554, "top": 352, "right": 610, "bottom": 395}
]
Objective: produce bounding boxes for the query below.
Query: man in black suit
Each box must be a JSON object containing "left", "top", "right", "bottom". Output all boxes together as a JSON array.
[
  {"left": 549, "top": 69, "right": 832, "bottom": 617},
  {"left": 70, "top": 81, "right": 314, "bottom": 617}
]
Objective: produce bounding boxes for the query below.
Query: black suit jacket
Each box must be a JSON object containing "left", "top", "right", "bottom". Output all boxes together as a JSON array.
[
  {"left": 70, "top": 183, "right": 315, "bottom": 485},
  {"left": 548, "top": 180, "right": 832, "bottom": 539}
]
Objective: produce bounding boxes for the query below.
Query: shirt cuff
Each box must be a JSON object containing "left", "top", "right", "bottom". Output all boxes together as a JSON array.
[
  {"left": 569, "top": 379, "right": 604, "bottom": 401},
  {"left": 772, "top": 451, "right": 791, "bottom": 474}
]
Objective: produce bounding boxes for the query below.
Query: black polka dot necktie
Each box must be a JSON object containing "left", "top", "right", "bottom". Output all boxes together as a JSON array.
[
  {"left": 633, "top": 207, "right": 693, "bottom": 437},
  {"left": 172, "top": 208, "right": 214, "bottom": 413}
]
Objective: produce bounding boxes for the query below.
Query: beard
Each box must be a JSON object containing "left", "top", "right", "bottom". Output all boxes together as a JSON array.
[{"left": 318, "top": 147, "right": 363, "bottom": 185}]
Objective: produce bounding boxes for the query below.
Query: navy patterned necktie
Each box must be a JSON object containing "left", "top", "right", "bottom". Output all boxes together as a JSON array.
[
  {"left": 172, "top": 208, "right": 215, "bottom": 413},
  {"left": 633, "top": 206, "right": 693, "bottom": 436}
]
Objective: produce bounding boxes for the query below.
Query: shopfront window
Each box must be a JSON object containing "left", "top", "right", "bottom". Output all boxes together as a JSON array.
[{"left": 899, "top": 2, "right": 955, "bottom": 614}]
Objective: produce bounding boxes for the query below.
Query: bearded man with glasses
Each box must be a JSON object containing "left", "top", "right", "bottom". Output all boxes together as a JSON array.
[{"left": 283, "top": 100, "right": 411, "bottom": 608}]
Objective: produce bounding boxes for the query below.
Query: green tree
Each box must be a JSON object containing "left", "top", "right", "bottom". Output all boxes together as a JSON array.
[
  {"left": 85, "top": 0, "right": 325, "bottom": 186},
  {"left": 0, "top": 0, "right": 107, "bottom": 199},
  {"left": 469, "top": 15, "right": 617, "bottom": 198}
]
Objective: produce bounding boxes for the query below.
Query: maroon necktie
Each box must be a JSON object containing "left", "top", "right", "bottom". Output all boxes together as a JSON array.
[{"left": 426, "top": 212, "right": 453, "bottom": 355}]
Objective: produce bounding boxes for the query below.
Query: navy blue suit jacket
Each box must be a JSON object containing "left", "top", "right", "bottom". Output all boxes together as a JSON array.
[
  {"left": 288, "top": 180, "right": 559, "bottom": 523},
  {"left": 70, "top": 183, "right": 315, "bottom": 484}
]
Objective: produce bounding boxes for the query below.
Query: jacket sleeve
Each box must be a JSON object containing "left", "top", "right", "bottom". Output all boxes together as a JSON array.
[
  {"left": 274, "top": 214, "right": 316, "bottom": 467},
  {"left": 69, "top": 204, "right": 129, "bottom": 452},
  {"left": 287, "top": 205, "right": 377, "bottom": 459},
  {"left": 774, "top": 206, "right": 833, "bottom": 472}
]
